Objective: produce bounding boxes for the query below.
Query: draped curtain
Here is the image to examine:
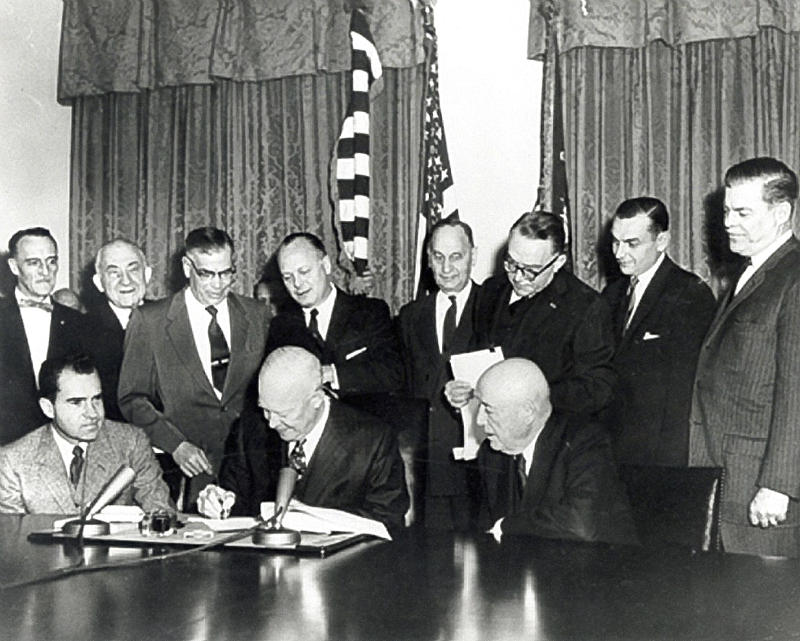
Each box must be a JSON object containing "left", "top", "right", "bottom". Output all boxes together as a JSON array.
[
  {"left": 530, "top": 0, "right": 800, "bottom": 292},
  {"left": 60, "top": 0, "right": 424, "bottom": 311}
]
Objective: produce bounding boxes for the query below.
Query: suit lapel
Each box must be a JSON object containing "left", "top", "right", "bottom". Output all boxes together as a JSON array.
[
  {"left": 165, "top": 292, "right": 218, "bottom": 400},
  {"left": 420, "top": 294, "right": 440, "bottom": 356},
  {"left": 34, "top": 427, "right": 78, "bottom": 514},
  {"left": 0, "top": 298, "right": 36, "bottom": 386},
  {"left": 621, "top": 257, "right": 673, "bottom": 347},
  {"left": 222, "top": 294, "right": 249, "bottom": 403},
  {"left": 450, "top": 283, "right": 477, "bottom": 355},
  {"left": 522, "top": 414, "right": 566, "bottom": 511},
  {"left": 83, "top": 426, "right": 115, "bottom": 505},
  {"left": 302, "top": 405, "right": 348, "bottom": 499},
  {"left": 507, "top": 275, "right": 566, "bottom": 346},
  {"left": 325, "top": 288, "right": 351, "bottom": 347}
]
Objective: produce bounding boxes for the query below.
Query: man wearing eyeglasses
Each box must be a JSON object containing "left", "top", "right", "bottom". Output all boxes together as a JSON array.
[
  {"left": 446, "top": 211, "right": 615, "bottom": 417},
  {"left": 118, "top": 227, "right": 269, "bottom": 506}
]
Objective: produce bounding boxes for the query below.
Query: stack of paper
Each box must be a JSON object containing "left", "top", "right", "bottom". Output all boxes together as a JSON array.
[{"left": 260, "top": 501, "right": 391, "bottom": 540}]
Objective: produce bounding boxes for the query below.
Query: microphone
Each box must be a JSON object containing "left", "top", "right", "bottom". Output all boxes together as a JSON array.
[
  {"left": 62, "top": 465, "right": 136, "bottom": 538},
  {"left": 252, "top": 466, "right": 301, "bottom": 547}
]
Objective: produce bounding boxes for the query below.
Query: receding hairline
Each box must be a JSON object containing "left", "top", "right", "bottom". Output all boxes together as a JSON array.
[{"left": 95, "top": 239, "right": 147, "bottom": 273}]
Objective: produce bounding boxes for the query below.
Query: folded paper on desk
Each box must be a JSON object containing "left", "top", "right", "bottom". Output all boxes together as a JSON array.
[
  {"left": 260, "top": 501, "right": 391, "bottom": 540},
  {"left": 450, "top": 347, "right": 504, "bottom": 460},
  {"left": 53, "top": 505, "right": 145, "bottom": 530}
]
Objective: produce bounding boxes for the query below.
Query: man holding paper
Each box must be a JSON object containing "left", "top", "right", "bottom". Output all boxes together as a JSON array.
[{"left": 198, "top": 347, "right": 408, "bottom": 532}]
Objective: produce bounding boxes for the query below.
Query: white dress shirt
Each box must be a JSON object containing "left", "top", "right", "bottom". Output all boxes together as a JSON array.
[
  {"left": 184, "top": 288, "right": 231, "bottom": 399},
  {"left": 108, "top": 301, "right": 133, "bottom": 330},
  {"left": 16, "top": 288, "right": 52, "bottom": 387},
  {"left": 302, "top": 286, "right": 337, "bottom": 341},
  {"left": 734, "top": 230, "right": 793, "bottom": 295},
  {"left": 627, "top": 251, "right": 665, "bottom": 321},
  {"left": 51, "top": 426, "right": 87, "bottom": 479},
  {"left": 434, "top": 282, "right": 473, "bottom": 353}
]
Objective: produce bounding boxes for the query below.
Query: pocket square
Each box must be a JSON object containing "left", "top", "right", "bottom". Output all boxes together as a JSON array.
[
  {"left": 642, "top": 331, "right": 660, "bottom": 341},
  {"left": 345, "top": 346, "right": 368, "bottom": 360}
]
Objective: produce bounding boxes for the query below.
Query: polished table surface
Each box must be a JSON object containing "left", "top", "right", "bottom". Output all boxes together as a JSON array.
[{"left": 1, "top": 515, "right": 800, "bottom": 641}]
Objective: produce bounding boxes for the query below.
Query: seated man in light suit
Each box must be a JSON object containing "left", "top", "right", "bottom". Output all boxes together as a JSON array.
[
  {"left": 476, "top": 358, "right": 637, "bottom": 545},
  {"left": 0, "top": 353, "right": 173, "bottom": 515},
  {"left": 198, "top": 347, "right": 409, "bottom": 533}
]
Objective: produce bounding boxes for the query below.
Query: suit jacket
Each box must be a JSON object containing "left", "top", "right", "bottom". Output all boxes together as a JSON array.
[
  {"left": 0, "top": 297, "right": 86, "bottom": 445},
  {"left": 473, "top": 272, "right": 615, "bottom": 415},
  {"left": 220, "top": 400, "right": 409, "bottom": 532},
  {"left": 266, "top": 288, "right": 403, "bottom": 395},
  {"left": 0, "top": 421, "right": 173, "bottom": 514},
  {"left": 690, "top": 236, "right": 800, "bottom": 557},
  {"left": 398, "top": 283, "right": 478, "bottom": 496},
  {"left": 118, "top": 290, "right": 269, "bottom": 492},
  {"left": 601, "top": 257, "right": 715, "bottom": 466},
  {"left": 478, "top": 412, "right": 638, "bottom": 545},
  {"left": 84, "top": 301, "right": 128, "bottom": 421}
]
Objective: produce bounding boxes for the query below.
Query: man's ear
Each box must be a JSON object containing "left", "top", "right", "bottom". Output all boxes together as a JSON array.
[
  {"left": 92, "top": 273, "right": 104, "bottom": 293},
  {"left": 655, "top": 229, "right": 671, "bottom": 253},
  {"left": 551, "top": 253, "right": 568, "bottom": 274},
  {"left": 181, "top": 256, "right": 192, "bottom": 280},
  {"left": 144, "top": 265, "right": 153, "bottom": 284},
  {"left": 321, "top": 255, "right": 332, "bottom": 276},
  {"left": 7, "top": 257, "right": 19, "bottom": 278},
  {"left": 39, "top": 397, "right": 55, "bottom": 420}
]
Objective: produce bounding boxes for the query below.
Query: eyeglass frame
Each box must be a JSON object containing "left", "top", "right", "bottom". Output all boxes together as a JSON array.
[
  {"left": 184, "top": 254, "right": 237, "bottom": 282},
  {"left": 503, "top": 252, "right": 562, "bottom": 281}
]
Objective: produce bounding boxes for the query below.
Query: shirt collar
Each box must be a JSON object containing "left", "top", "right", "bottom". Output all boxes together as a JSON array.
[
  {"left": 50, "top": 424, "right": 87, "bottom": 466},
  {"left": 749, "top": 230, "right": 793, "bottom": 270},
  {"left": 295, "top": 395, "right": 330, "bottom": 461},
  {"left": 185, "top": 287, "right": 229, "bottom": 316},
  {"left": 15, "top": 287, "right": 51, "bottom": 306},
  {"left": 436, "top": 280, "right": 472, "bottom": 309},
  {"left": 107, "top": 301, "right": 133, "bottom": 329},
  {"left": 632, "top": 251, "right": 665, "bottom": 292},
  {"left": 303, "top": 285, "right": 337, "bottom": 320}
]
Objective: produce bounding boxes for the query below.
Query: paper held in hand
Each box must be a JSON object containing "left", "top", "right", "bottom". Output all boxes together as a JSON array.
[
  {"left": 449, "top": 347, "right": 505, "bottom": 461},
  {"left": 259, "top": 501, "right": 391, "bottom": 540}
]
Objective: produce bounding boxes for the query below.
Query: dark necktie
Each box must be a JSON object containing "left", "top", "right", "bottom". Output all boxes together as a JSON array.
[
  {"left": 206, "top": 305, "right": 230, "bottom": 394},
  {"left": 308, "top": 308, "right": 325, "bottom": 348},
  {"left": 70, "top": 445, "right": 84, "bottom": 487},
  {"left": 289, "top": 440, "right": 308, "bottom": 476},
  {"left": 514, "top": 453, "right": 527, "bottom": 496},
  {"left": 726, "top": 258, "right": 753, "bottom": 309},
  {"left": 623, "top": 276, "right": 638, "bottom": 333},
  {"left": 442, "top": 295, "right": 457, "bottom": 353}
]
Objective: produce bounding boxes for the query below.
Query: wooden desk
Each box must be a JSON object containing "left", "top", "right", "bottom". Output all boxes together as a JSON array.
[{"left": 1, "top": 515, "right": 799, "bottom": 641}]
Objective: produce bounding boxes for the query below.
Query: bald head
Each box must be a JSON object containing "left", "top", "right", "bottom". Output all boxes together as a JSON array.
[
  {"left": 475, "top": 358, "right": 551, "bottom": 455},
  {"left": 258, "top": 347, "right": 326, "bottom": 441}
]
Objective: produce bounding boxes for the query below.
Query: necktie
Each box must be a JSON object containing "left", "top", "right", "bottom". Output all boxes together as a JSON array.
[
  {"left": 731, "top": 258, "right": 754, "bottom": 300},
  {"left": 442, "top": 295, "right": 457, "bottom": 353},
  {"left": 70, "top": 445, "right": 84, "bottom": 487},
  {"left": 206, "top": 305, "right": 230, "bottom": 394},
  {"left": 623, "top": 276, "right": 638, "bottom": 332},
  {"left": 514, "top": 454, "right": 527, "bottom": 496},
  {"left": 308, "top": 309, "right": 325, "bottom": 348},
  {"left": 289, "top": 440, "right": 308, "bottom": 476},
  {"left": 19, "top": 298, "right": 53, "bottom": 313}
]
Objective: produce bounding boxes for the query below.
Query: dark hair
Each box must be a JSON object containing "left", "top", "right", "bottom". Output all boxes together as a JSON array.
[
  {"left": 614, "top": 197, "right": 669, "bottom": 233},
  {"left": 8, "top": 227, "right": 57, "bottom": 257},
  {"left": 725, "top": 157, "right": 799, "bottom": 210},
  {"left": 509, "top": 211, "right": 566, "bottom": 254},
  {"left": 39, "top": 354, "right": 99, "bottom": 402},
  {"left": 278, "top": 232, "right": 328, "bottom": 257},
  {"left": 185, "top": 227, "right": 234, "bottom": 255},
  {"left": 429, "top": 215, "right": 475, "bottom": 248}
]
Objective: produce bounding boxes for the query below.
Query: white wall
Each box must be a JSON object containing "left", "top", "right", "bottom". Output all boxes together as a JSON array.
[
  {"left": 0, "top": 0, "right": 71, "bottom": 287},
  {"left": 436, "top": 0, "right": 541, "bottom": 282}
]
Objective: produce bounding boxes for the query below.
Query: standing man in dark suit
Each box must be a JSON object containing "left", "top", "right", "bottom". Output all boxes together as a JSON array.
[
  {"left": 601, "top": 198, "right": 715, "bottom": 466},
  {"left": 446, "top": 211, "right": 615, "bottom": 417},
  {"left": 267, "top": 232, "right": 403, "bottom": 396},
  {"left": 398, "top": 217, "right": 480, "bottom": 530},
  {"left": 690, "top": 157, "right": 800, "bottom": 557},
  {"left": 85, "top": 239, "right": 152, "bottom": 421},
  {"left": 118, "top": 227, "right": 269, "bottom": 505},
  {"left": 476, "top": 358, "right": 637, "bottom": 545},
  {"left": 198, "top": 347, "right": 409, "bottom": 532},
  {"left": 0, "top": 227, "right": 85, "bottom": 444}
]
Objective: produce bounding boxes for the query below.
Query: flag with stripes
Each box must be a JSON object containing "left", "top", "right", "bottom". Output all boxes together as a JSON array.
[
  {"left": 414, "top": 2, "right": 459, "bottom": 294},
  {"left": 335, "top": 10, "right": 382, "bottom": 276}
]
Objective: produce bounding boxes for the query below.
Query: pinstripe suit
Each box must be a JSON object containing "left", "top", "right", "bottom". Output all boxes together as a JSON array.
[{"left": 690, "top": 236, "right": 800, "bottom": 556}]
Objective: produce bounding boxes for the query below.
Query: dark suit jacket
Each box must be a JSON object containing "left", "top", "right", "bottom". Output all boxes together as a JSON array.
[
  {"left": 472, "top": 272, "right": 615, "bottom": 415},
  {"left": 690, "top": 236, "right": 800, "bottom": 557},
  {"left": 266, "top": 288, "right": 403, "bottom": 395},
  {"left": 398, "top": 284, "right": 478, "bottom": 496},
  {"left": 220, "top": 400, "right": 409, "bottom": 532},
  {"left": 601, "top": 257, "right": 715, "bottom": 466},
  {"left": 84, "top": 301, "right": 128, "bottom": 421},
  {"left": 0, "top": 297, "right": 85, "bottom": 445},
  {"left": 118, "top": 290, "right": 269, "bottom": 495},
  {"left": 478, "top": 412, "right": 638, "bottom": 545}
]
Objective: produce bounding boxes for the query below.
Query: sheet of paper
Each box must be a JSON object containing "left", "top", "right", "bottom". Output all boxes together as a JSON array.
[
  {"left": 449, "top": 347, "right": 504, "bottom": 460},
  {"left": 259, "top": 500, "right": 391, "bottom": 540}
]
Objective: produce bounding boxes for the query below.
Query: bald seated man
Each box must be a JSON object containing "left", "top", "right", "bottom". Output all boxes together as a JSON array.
[
  {"left": 198, "top": 347, "right": 409, "bottom": 532},
  {"left": 476, "top": 358, "right": 637, "bottom": 545}
]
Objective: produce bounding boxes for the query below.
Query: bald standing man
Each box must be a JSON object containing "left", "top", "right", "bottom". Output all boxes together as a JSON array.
[
  {"left": 199, "top": 347, "right": 408, "bottom": 532},
  {"left": 476, "top": 358, "right": 636, "bottom": 545}
]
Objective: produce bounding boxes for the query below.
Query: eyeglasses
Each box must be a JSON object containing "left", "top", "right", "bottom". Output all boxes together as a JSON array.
[
  {"left": 184, "top": 255, "right": 236, "bottom": 282},
  {"left": 503, "top": 252, "right": 561, "bottom": 281}
]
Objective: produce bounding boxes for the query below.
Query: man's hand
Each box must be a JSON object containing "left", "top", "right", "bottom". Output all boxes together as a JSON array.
[
  {"left": 173, "top": 442, "right": 213, "bottom": 477},
  {"left": 444, "top": 380, "right": 474, "bottom": 409},
  {"left": 197, "top": 484, "right": 236, "bottom": 519},
  {"left": 749, "top": 487, "right": 790, "bottom": 528}
]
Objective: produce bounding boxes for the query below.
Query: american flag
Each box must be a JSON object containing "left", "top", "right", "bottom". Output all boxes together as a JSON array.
[
  {"left": 335, "top": 10, "right": 382, "bottom": 276},
  {"left": 414, "top": 2, "right": 458, "bottom": 295}
]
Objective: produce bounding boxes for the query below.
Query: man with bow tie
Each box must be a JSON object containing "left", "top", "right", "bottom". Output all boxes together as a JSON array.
[
  {"left": 0, "top": 227, "right": 85, "bottom": 444},
  {"left": 600, "top": 198, "right": 714, "bottom": 466}
]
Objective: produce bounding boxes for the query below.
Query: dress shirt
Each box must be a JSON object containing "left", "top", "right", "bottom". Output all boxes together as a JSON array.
[
  {"left": 734, "top": 231, "right": 793, "bottom": 295},
  {"left": 184, "top": 289, "right": 231, "bottom": 398},
  {"left": 292, "top": 396, "right": 330, "bottom": 465},
  {"left": 108, "top": 301, "right": 133, "bottom": 330},
  {"left": 435, "top": 282, "right": 473, "bottom": 353},
  {"left": 626, "top": 252, "right": 665, "bottom": 321},
  {"left": 302, "top": 286, "right": 337, "bottom": 341},
  {"left": 15, "top": 288, "right": 52, "bottom": 387},
  {"left": 50, "top": 426, "right": 87, "bottom": 479}
]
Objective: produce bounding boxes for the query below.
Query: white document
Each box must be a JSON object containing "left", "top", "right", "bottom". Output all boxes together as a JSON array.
[
  {"left": 259, "top": 500, "right": 391, "bottom": 540},
  {"left": 449, "top": 347, "right": 505, "bottom": 460}
]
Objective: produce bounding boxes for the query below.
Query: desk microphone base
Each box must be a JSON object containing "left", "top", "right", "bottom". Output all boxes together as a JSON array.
[
  {"left": 252, "top": 526, "right": 301, "bottom": 547},
  {"left": 61, "top": 518, "right": 110, "bottom": 537}
]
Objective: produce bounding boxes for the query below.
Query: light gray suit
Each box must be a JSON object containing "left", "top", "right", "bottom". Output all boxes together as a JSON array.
[{"left": 0, "top": 421, "right": 173, "bottom": 515}]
